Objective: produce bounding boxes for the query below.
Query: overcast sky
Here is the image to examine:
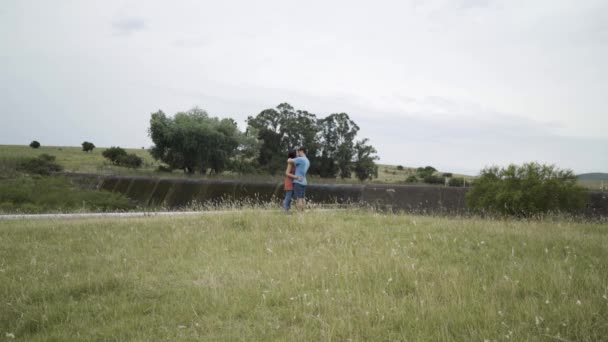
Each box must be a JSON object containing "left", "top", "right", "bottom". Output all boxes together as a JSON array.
[{"left": 1, "top": 0, "right": 607, "bottom": 175}]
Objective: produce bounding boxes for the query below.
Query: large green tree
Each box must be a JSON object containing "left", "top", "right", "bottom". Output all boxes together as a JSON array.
[
  {"left": 353, "top": 138, "right": 379, "bottom": 181},
  {"left": 148, "top": 108, "right": 241, "bottom": 174},
  {"left": 247, "top": 103, "right": 319, "bottom": 175},
  {"left": 317, "top": 113, "right": 360, "bottom": 179}
]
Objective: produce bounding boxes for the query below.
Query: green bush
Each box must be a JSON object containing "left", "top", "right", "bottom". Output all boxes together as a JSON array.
[
  {"left": 102, "top": 146, "right": 127, "bottom": 165},
  {"left": 396, "top": 165, "right": 404, "bottom": 171},
  {"left": 448, "top": 177, "right": 465, "bottom": 187},
  {"left": 0, "top": 175, "right": 134, "bottom": 213},
  {"left": 416, "top": 166, "right": 437, "bottom": 178},
  {"left": 17, "top": 154, "right": 63, "bottom": 175},
  {"left": 423, "top": 175, "right": 444, "bottom": 185},
  {"left": 405, "top": 175, "right": 418, "bottom": 183},
  {"left": 29, "top": 141, "right": 40, "bottom": 148},
  {"left": 156, "top": 165, "right": 174, "bottom": 173},
  {"left": 466, "top": 162, "right": 587, "bottom": 217},
  {"left": 117, "top": 154, "right": 143, "bottom": 169}
]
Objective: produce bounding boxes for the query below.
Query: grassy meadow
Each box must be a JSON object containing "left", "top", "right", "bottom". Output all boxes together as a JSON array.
[
  {"left": 0, "top": 145, "right": 160, "bottom": 175},
  {"left": 1, "top": 211, "right": 607, "bottom": 341},
  {"left": 0, "top": 144, "right": 467, "bottom": 184}
]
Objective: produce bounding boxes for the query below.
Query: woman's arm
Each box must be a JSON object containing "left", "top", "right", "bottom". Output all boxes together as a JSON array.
[{"left": 285, "top": 164, "right": 298, "bottom": 179}]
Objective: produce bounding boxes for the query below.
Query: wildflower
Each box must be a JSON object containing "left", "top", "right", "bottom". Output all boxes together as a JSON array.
[
  {"left": 6, "top": 333, "right": 15, "bottom": 339},
  {"left": 576, "top": 300, "right": 582, "bottom": 305},
  {"left": 178, "top": 325, "right": 187, "bottom": 329},
  {"left": 603, "top": 294, "right": 607, "bottom": 300},
  {"left": 545, "top": 299, "right": 550, "bottom": 304}
]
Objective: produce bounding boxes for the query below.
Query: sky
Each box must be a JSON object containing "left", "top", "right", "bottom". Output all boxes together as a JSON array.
[{"left": 1, "top": 0, "right": 607, "bottom": 175}]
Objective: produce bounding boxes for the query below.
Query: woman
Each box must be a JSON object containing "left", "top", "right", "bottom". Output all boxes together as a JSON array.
[{"left": 283, "top": 150, "right": 298, "bottom": 212}]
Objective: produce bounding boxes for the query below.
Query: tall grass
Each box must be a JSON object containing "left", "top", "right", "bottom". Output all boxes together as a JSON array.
[{"left": 1, "top": 211, "right": 606, "bottom": 340}]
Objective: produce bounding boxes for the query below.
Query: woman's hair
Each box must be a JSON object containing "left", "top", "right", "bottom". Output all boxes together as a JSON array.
[{"left": 288, "top": 149, "right": 297, "bottom": 159}]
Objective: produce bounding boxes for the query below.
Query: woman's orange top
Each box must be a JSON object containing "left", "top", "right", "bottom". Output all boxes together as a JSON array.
[{"left": 284, "top": 165, "right": 295, "bottom": 191}]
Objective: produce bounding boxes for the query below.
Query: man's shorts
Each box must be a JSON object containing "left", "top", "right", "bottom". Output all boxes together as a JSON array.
[{"left": 293, "top": 183, "right": 306, "bottom": 199}]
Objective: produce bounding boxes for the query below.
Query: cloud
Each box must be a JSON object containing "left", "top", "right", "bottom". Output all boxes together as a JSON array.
[{"left": 112, "top": 17, "right": 146, "bottom": 36}]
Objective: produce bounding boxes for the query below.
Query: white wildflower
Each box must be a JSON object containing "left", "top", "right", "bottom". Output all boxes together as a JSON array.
[
  {"left": 576, "top": 300, "right": 581, "bottom": 305},
  {"left": 6, "top": 333, "right": 15, "bottom": 339},
  {"left": 178, "top": 325, "right": 187, "bottom": 329},
  {"left": 545, "top": 299, "right": 550, "bottom": 304}
]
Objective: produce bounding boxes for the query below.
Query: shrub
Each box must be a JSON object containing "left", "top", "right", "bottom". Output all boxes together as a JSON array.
[
  {"left": 82, "top": 141, "right": 96, "bottom": 152},
  {"left": 117, "top": 154, "right": 143, "bottom": 169},
  {"left": 448, "top": 177, "right": 464, "bottom": 187},
  {"left": 156, "top": 165, "right": 174, "bottom": 173},
  {"left": 396, "top": 165, "right": 404, "bottom": 171},
  {"left": 405, "top": 175, "right": 418, "bottom": 183},
  {"left": 102, "top": 147, "right": 127, "bottom": 165},
  {"left": 17, "top": 154, "right": 63, "bottom": 176},
  {"left": 29, "top": 141, "right": 41, "bottom": 149},
  {"left": 466, "top": 162, "right": 587, "bottom": 217},
  {"left": 0, "top": 175, "right": 134, "bottom": 213},
  {"left": 423, "top": 175, "right": 444, "bottom": 185},
  {"left": 416, "top": 166, "right": 437, "bottom": 178}
]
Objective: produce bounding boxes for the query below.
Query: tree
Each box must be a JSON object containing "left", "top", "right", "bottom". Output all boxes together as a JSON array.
[
  {"left": 82, "top": 141, "right": 95, "bottom": 152},
  {"left": 317, "top": 113, "right": 360, "bottom": 178},
  {"left": 466, "top": 162, "right": 587, "bottom": 217},
  {"left": 353, "top": 139, "right": 379, "bottom": 182},
  {"left": 102, "top": 147, "right": 127, "bottom": 165},
  {"left": 29, "top": 141, "right": 40, "bottom": 149},
  {"left": 148, "top": 108, "right": 241, "bottom": 174},
  {"left": 247, "top": 103, "right": 320, "bottom": 175},
  {"left": 397, "top": 165, "right": 404, "bottom": 171}
]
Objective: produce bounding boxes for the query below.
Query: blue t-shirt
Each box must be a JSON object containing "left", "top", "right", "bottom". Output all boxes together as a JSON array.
[{"left": 293, "top": 157, "right": 310, "bottom": 186}]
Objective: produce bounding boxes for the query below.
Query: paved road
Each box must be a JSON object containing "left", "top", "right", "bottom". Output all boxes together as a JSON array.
[
  {"left": 0, "top": 209, "right": 334, "bottom": 220},
  {"left": 0, "top": 211, "right": 238, "bottom": 220}
]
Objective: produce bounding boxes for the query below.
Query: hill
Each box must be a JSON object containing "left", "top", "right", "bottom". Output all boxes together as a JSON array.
[{"left": 577, "top": 173, "right": 608, "bottom": 181}]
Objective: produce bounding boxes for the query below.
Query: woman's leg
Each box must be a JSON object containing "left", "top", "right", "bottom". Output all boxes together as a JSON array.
[{"left": 283, "top": 190, "right": 293, "bottom": 210}]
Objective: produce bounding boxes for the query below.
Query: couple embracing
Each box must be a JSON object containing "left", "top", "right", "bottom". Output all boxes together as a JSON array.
[{"left": 282, "top": 147, "right": 310, "bottom": 213}]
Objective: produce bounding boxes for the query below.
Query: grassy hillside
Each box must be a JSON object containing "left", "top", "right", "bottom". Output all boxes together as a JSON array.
[
  {"left": 0, "top": 145, "right": 160, "bottom": 175},
  {"left": 1, "top": 211, "right": 606, "bottom": 340},
  {"left": 577, "top": 173, "right": 608, "bottom": 181},
  {"left": 0, "top": 145, "right": 469, "bottom": 184}
]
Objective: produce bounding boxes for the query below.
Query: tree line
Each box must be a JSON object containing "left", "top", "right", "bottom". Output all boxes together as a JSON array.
[{"left": 148, "top": 103, "right": 379, "bottom": 181}]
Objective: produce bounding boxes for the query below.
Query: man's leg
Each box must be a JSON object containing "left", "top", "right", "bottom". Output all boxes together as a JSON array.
[
  {"left": 295, "top": 185, "right": 306, "bottom": 212},
  {"left": 296, "top": 198, "right": 305, "bottom": 212}
]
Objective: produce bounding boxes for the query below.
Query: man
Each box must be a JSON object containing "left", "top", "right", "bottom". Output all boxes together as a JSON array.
[{"left": 288, "top": 147, "right": 310, "bottom": 212}]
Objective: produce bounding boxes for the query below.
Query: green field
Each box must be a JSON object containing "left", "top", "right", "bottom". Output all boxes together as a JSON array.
[
  {"left": 1, "top": 211, "right": 607, "bottom": 340},
  {"left": 0, "top": 145, "right": 465, "bottom": 184},
  {"left": 0, "top": 145, "right": 160, "bottom": 175}
]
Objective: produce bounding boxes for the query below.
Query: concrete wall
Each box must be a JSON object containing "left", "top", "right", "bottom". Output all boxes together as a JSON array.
[
  {"left": 94, "top": 176, "right": 478, "bottom": 214},
  {"left": 66, "top": 174, "right": 607, "bottom": 217}
]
